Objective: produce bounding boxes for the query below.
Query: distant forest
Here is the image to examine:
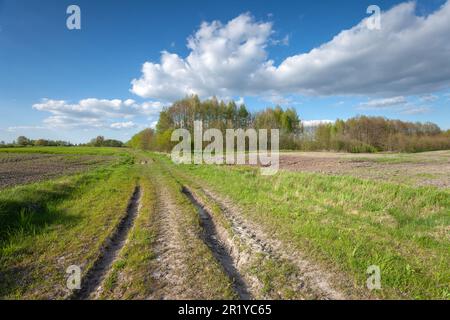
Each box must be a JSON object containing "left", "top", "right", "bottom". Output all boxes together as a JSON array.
[
  {"left": 127, "top": 95, "right": 450, "bottom": 153},
  {"left": 1, "top": 135, "right": 124, "bottom": 148}
]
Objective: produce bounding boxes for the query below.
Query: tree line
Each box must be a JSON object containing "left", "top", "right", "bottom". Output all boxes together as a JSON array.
[
  {"left": 1, "top": 135, "right": 124, "bottom": 148},
  {"left": 82, "top": 136, "right": 124, "bottom": 147},
  {"left": 306, "top": 116, "right": 450, "bottom": 153},
  {"left": 0, "top": 136, "right": 73, "bottom": 147},
  {"left": 4, "top": 96, "right": 448, "bottom": 153},
  {"left": 127, "top": 95, "right": 450, "bottom": 153},
  {"left": 127, "top": 95, "right": 301, "bottom": 151}
]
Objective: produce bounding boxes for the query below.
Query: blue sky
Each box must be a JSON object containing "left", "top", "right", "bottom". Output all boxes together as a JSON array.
[{"left": 0, "top": 0, "right": 449, "bottom": 143}]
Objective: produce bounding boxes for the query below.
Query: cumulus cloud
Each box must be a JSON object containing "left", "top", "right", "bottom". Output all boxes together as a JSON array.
[
  {"left": 131, "top": 2, "right": 450, "bottom": 101},
  {"left": 270, "top": 34, "right": 289, "bottom": 46},
  {"left": 131, "top": 13, "right": 273, "bottom": 100},
  {"left": 33, "top": 98, "right": 163, "bottom": 129}
]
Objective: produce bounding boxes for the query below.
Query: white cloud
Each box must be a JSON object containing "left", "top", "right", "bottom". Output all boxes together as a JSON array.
[
  {"left": 358, "top": 96, "right": 407, "bottom": 109},
  {"left": 110, "top": 121, "right": 137, "bottom": 129},
  {"left": 33, "top": 98, "right": 164, "bottom": 129},
  {"left": 263, "top": 93, "right": 294, "bottom": 106},
  {"left": 302, "top": 120, "right": 334, "bottom": 127},
  {"left": 131, "top": 2, "right": 450, "bottom": 100},
  {"left": 236, "top": 97, "right": 245, "bottom": 106},
  {"left": 420, "top": 94, "right": 438, "bottom": 102},
  {"left": 150, "top": 121, "right": 158, "bottom": 129},
  {"left": 7, "top": 125, "right": 48, "bottom": 132},
  {"left": 270, "top": 34, "right": 289, "bottom": 46},
  {"left": 131, "top": 13, "right": 273, "bottom": 100},
  {"left": 139, "top": 101, "right": 165, "bottom": 115},
  {"left": 357, "top": 96, "right": 434, "bottom": 115},
  {"left": 400, "top": 106, "right": 431, "bottom": 115}
]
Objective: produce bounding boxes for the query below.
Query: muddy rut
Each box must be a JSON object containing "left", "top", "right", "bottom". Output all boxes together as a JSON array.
[
  {"left": 182, "top": 187, "right": 251, "bottom": 299},
  {"left": 181, "top": 184, "right": 348, "bottom": 300},
  {"left": 72, "top": 186, "right": 142, "bottom": 300}
]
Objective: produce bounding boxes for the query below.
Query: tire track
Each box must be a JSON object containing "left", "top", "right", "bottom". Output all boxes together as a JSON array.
[
  {"left": 148, "top": 182, "right": 200, "bottom": 299},
  {"left": 182, "top": 187, "right": 252, "bottom": 300},
  {"left": 71, "top": 186, "right": 142, "bottom": 300},
  {"left": 182, "top": 184, "right": 348, "bottom": 300}
]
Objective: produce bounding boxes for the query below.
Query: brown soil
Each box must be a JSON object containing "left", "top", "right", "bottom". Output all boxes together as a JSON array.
[
  {"left": 278, "top": 152, "right": 450, "bottom": 188},
  {"left": 147, "top": 181, "right": 205, "bottom": 299},
  {"left": 182, "top": 187, "right": 252, "bottom": 299},
  {"left": 0, "top": 153, "right": 114, "bottom": 189}
]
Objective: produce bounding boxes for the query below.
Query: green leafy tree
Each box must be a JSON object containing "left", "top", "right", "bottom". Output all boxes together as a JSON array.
[
  {"left": 127, "top": 128, "right": 154, "bottom": 150},
  {"left": 17, "top": 136, "right": 31, "bottom": 146}
]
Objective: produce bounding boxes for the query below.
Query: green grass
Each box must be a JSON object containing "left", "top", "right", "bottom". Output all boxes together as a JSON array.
[
  {"left": 1, "top": 146, "right": 447, "bottom": 299},
  {"left": 0, "top": 148, "right": 236, "bottom": 300},
  {"left": 348, "top": 151, "right": 450, "bottom": 164},
  {"left": 151, "top": 153, "right": 450, "bottom": 299},
  {"left": 99, "top": 167, "right": 157, "bottom": 299},
  {"left": 0, "top": 157, "right": 139, "bottom": 299},
  {"left": 160, "top": 159, "right": 325, "bottom": 299},
  {"left": 349, "top": 156, "right": 419, "bottom": 164}
]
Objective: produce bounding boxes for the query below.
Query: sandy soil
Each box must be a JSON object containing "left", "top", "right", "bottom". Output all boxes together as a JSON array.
[
  {"left": 148, "top": 184, "right": 195, "bottom": 299},
  {"left": 183, "top": 187, "right": 252, "bottom": 299}
]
